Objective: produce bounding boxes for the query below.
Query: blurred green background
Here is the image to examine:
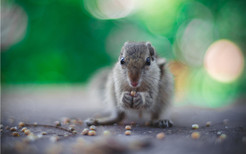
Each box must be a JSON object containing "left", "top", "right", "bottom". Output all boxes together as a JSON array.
[{"left": 1, "top": 0, "right": 246, "bottom": 108}]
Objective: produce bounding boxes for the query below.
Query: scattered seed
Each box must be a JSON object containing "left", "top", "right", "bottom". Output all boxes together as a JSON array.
[
  {"left": 88, "top": 130, "right": 96, "bottom": 136},
  {"left": 10, "top": 127, "right": 17, "bottom": 131},
  {"left": 192, "top": 124, "right": 199, "bottom": 129},
  {"left": 50, "top": 136, "right": 59, "bottom": 142},
  {"left": 24, "top": 129, "right": 31, "bottom": 135},
  {"left": 219, "top": 134, "right": 227, "bottom": 140},
  {"left": 33, "top": 122, "right": 38, "bottom": 126},
  {"left": 156, "top": 132, "right": 165, "bottom": 140},
  {"left": 206, "top": 121, "right": 211, "bottom": 127},
  {"left": 69, "top": 125, "right": 75, "bottom": 131},
  {"left": 103, "top": 130, "right": 111, "bottom": 136},
  {"left": 125, "top": 130, "right": 131, "bottom": 136},
  {"left": 81, "top": 128, "right": 89, "bottom": 135},
  {"left": 217, "top": 131, "right": 222, "bottom": 136},
  {"left": 54, "top": 121, "right": 61, "bottom": 127},
  {"left": 62, "top": 117, "right": 70, "bottom": 124},
  {"left": 18, "top": 122, "right": 25, "bottom": 128},
  {"left": 89, "top": 125, "right": 96, "bottom": 130},
  {"left": 130, "top": 91, "right": 136, "bottom": 97},
  {"left": 21, "top": 127, "right": 27, "bottom": 132},
  {"left": 191, "top": 132, "right": 200, "bottom": 139},
  {"left": 42, "top": 132, "right": 47, "bottom": 135},
  {"left": 125, "top": 125, "right": 132, "bottom": 130},
  {"left": 12, "top": 132, "right": 20, "bottom": 137}
]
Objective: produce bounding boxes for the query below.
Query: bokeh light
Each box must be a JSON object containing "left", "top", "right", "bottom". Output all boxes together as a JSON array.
[
  {"left": 175, "top": 19, "right": 215, "bottom": 67},
  {"left": 204, "top": 40, "right": 244, "bottom": 83},
  {"left": 1, "top": 2, "right": 28, "bottom": 50},
  {"left": 83, "top": 0, "right": 137, "bottom": 20}
]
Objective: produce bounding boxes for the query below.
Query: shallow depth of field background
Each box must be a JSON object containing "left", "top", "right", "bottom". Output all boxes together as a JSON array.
[{"left": 1, "top": 0, "right": 246, "bottom": 108}]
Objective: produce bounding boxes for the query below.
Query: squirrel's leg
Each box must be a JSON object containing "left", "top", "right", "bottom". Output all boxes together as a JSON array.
[{"left": 85, "top": 110, "right": 125, "bottom": 126}]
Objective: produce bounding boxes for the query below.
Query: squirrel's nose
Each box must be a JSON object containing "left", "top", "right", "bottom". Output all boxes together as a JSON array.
[{"left": 131, "top": 82, "right": 138, "bottom": 87}]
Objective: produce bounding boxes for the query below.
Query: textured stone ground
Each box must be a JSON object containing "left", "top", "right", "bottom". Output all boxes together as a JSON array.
[{"left": 1, "top": 86, "right": 246, "bottom": 154}]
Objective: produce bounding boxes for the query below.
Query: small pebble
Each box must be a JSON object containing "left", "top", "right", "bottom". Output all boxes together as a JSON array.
[
  {"left": 125, "top": 130, "right": 131, "bottom": 135},
  {"left": 88, "top": 130, "right": 96, "bottom": 136},
  {"left": 42, "top": 132, "right": 47, "bottom": 135},
  {"left": 191, "top": 132, "right": 200, "bottom": 139},
  {"left": 81, "top": 128, "right": 89, "bottom": 135},
  {"left": 130, "top": 91, "right": 136, "bottom": 97},
  {"left": 192, "top": 124, "right": 199, "bottom": 129},
  {"left": 206, "top": 121, "right": 211, "bottom": 127},
  {"left": 18, "top": 122, "right": 25, "bottom": 128},
  {"left": 24, "top": 129, "right": 31, "bottom": 135},
  {"left": 103, "top": 130, "right": 111, "bottom": 136},
  {"left": 54, "top": 121, "right": 61, "bottom": 127},
  {"left": 125, "top": 125, "right": 132, "bottom": 130},
  {"left": 21, "top": 127, "right": 27, "bottom": 132},
  {"left": 10, "top": 127, "right": 17, "bottom": 131},
  {"left": 156, "top": 132, "right": 165, "bottom": 140},
  {"left": 89, "top": 125, "right": 96, "bottom": 130},
  {"left": 12, "top": 132, "right": 20, "bottom": 137}
]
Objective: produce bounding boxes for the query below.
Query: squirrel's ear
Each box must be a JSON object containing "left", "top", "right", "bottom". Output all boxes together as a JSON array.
[
  {"left": 146, "top": 42, "right": 155, "bottom": 57},
  {"left": 157, "top": 58, "right": 166, "bottom": 67}
]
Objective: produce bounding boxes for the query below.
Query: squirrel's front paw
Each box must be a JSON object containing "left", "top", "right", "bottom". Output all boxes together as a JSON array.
[
  {"left": 85, "top": 118, "right": 99, "bottom": 126},
  {"left": 152, "top": 119, "right": 173, "bottom": 128},
  {"left": 132, "top": 93, "right": 143, "bottom": 109},
  {"left": 122, "top": 92, "right": 133, "bottom": 108}
]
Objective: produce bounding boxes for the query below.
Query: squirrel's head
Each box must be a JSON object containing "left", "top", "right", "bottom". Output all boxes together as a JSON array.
[{"left": 118, "top": 41, "right": 165, "bottom": 88}]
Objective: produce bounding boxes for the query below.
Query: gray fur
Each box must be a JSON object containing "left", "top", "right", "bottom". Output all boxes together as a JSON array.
[{"left": 86, "top": 42, "right": 174, "bottom": 127}]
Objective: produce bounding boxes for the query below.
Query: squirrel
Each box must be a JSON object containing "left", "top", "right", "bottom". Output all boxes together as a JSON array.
[{"left": 86, "top": 41, "right": 174, "bottom": 128}]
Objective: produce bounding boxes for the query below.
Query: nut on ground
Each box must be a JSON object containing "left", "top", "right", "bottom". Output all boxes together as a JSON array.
[
  {"left": 10, "top": 127, "right": 17, "bottom": 131},
  {"left": 81, "top": 128, "right": 89, "bottom": 135},
  {"left": 191, "top": 132, "right": 200, "bottom": 139},
  {"left": 12, "top": 132, "right": 20, "bottom": 137},
  {"left": 192, "top": 124, "right": 199, "bottom": 129},
  {"left": 125, "top": 130, "right": 131, "bottom": 135},
  {"left": 206, "top": 121, "right": 211, "bottom": 127},
  {"left": 24, "top": 129, "right": 31, "bottom": 135},
  {"left": 125, "top": 125, "right": 132, "bottom": 130},
  {"left": 156, "top": 132, "right": 165, "bottom": 140},
  {"left": 18, "top": 122, "right": 25, "bottom": 128},
  {"left": 88, "top": 130, "right": 96, "bottom": 136},
  {"left": 89, "top": 125, "right": 96, "bottom": 130},
  {"left": 21, "top": 127, "right": 27, "bottom": 132}
]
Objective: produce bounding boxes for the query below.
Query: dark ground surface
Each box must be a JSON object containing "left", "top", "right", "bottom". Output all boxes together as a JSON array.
[{"left": 1, "top": 86, "right": 246, "bottom": 154}]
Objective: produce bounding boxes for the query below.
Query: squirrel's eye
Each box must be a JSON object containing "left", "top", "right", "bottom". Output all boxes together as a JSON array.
[
  {"left": 146, "top": 57, "right": 151, "bottom": 65},
  {"left": 120, "top": 57, "right": 125, "bottom": 65}
]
